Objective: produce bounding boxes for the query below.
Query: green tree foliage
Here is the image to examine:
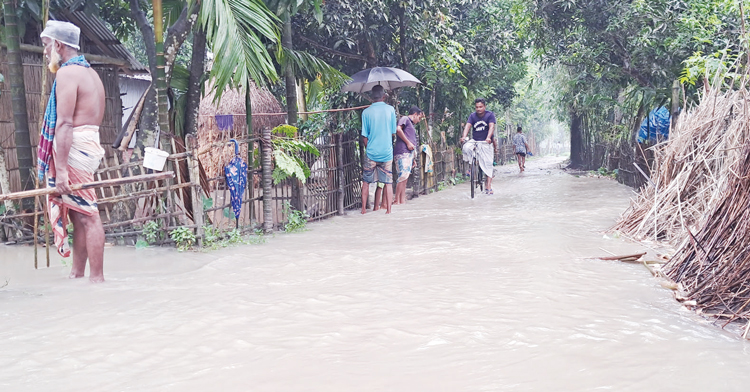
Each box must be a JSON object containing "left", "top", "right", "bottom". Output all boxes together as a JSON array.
[
  {"left": 519, "top": 0, "right": 750, "bottom": 168},
  {"left": 292, "top": 0, "right": 527, "bottom": 141}
]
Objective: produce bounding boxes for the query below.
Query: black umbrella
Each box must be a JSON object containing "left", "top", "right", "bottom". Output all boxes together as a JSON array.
[{"left": 341, "top": 67, "right": 422, "bottom": 93}]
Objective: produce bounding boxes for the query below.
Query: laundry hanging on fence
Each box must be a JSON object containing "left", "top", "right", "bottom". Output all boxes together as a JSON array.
[
  {"left": 215, "top": 115, "right": 234, "bottom": 131},
  {"left": 637, "top": 107, "right": 671, "bottom": 144},
  {"left": 224, "top": 139, "right": 247, "bottom": 227},
  {"left": 421, "top": 144, "right": 434, "bottom": 173}
]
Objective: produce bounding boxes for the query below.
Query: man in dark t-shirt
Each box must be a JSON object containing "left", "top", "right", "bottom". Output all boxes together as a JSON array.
[
  {"left": 460, "top": 98, "right": 496, "bottom": 194},
  {"left": 393, "top": 106, "right": 424, "bottom": 205}
]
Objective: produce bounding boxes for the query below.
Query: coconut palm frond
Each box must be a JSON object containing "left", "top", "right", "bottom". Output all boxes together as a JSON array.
[
  {"left": 201, "top": 0, "right": 280, "bottom": 101},
  {"left": 278, "top": 46, "right": 350, "bottom": 88}
]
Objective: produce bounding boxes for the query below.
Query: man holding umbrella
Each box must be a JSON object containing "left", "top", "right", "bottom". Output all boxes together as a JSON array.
[{"left": 360, "top": 85, "right": 397, "bottom": 214}]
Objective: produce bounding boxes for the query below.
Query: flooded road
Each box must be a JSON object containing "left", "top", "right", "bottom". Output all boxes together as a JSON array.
[{"left": 3, "top": 156, "right": 750, "bottom": 391}]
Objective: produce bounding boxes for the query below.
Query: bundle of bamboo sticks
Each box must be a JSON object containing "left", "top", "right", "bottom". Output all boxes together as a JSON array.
[
  {"left": 613, "top": 84, "right": 750, "bottom": 331},
  {"left": 612, "top": 87, "right": 750, "bottom": 246},
  {"left": 664, "top": 142, "right": 750, "bottom": 331}
]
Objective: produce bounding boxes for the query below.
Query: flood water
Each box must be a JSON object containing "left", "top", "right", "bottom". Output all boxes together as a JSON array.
[{"left": 2, "top": 156, "right": 750, "bottom": 391}]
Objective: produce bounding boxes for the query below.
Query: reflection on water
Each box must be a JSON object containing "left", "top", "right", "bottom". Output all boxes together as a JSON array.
[{"left": 2, "top": 156, "right": 750, "bottom": 392}]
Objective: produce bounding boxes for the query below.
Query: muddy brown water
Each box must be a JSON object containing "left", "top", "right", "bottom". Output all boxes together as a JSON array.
[{"left": 2, "top": 156, "right": 750, "bottom": 391}]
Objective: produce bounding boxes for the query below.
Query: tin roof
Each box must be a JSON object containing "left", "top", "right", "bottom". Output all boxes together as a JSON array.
[{"left": 50, "top": 1, "right": 149, "bottom": 73}]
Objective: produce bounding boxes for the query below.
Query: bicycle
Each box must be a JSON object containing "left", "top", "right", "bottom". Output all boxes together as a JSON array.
[{"left": 467, "top": 141, "right": 484, "bottom": 199}]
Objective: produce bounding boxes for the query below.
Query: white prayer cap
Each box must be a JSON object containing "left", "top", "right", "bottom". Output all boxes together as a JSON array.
[{"left": 40, "top": 21, "right": 81, "bottom": 50}]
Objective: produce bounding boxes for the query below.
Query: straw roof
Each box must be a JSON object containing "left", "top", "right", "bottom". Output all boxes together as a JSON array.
[
  {"left": 197, "top": 82, "right": 286, "bottom": 180},
  {"left": 198, "top": 82, "right": 286, "bottom": 131}
]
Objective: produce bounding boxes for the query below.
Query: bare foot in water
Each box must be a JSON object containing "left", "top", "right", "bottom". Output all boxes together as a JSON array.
[
  {"left": 69, "top": 270, "right": 85, "bottom": 279},
  {"left": 361, "top": 208, "right": 367, "bottom": 214},
  {"left": 89, "top": 275, "right": 105, "bottom": 283}
]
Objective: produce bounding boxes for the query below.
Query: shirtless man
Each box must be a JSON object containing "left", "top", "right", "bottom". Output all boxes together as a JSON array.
[{"left": 39, "top": 21, "right": 107, "bottom": 282}]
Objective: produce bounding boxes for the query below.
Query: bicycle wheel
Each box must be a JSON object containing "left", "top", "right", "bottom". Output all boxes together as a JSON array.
[
  {"left": 478, "top": 166, "right": 484, "bottom": 192},
  {"left": 470, "top": 159, "right": 476, "bottom": 199}
]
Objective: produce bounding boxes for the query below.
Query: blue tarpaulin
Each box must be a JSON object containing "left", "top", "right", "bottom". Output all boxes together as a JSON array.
[{"left": 637, "top": 107, "right": 671, "bottom": 143}]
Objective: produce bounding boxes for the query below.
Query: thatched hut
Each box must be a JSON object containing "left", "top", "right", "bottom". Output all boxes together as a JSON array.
[
  {"left": 197, "top": 83, "right": 286, "bottom": 179},
  {"left": 0, "top": 6, "right": 147, "bottom": 194}
]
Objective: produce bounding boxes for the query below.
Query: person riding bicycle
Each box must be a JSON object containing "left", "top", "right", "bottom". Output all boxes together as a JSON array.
[{"left": 460, "top": 98, "right": 496, "bottom": 194}]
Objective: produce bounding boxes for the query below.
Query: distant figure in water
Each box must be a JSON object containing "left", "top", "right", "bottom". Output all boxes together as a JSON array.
[
  {"left": 360, "top": 85, "right": 397, "bottom": 214},
  {"left": 513, "top": 126, "right": 530, "bottom": 173},
  {"left": 39, "top": 21, "right": 107, "bottom": 282}
]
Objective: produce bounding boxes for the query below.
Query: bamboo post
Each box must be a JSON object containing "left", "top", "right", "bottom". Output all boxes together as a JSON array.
[
  {"left": 336, "top": 133, "right": 345, "bottom": 215},
  {"left": 186, "top": 135, "right": 204, "bottom": 246},
  {"left": 261, "top": 127, "right": 274, "bottom": 233},
  {"left": 671, "top": 80, "right": 681, "bottom": 131},
  {"left": 357, "top": 131, "right": 369, "bottom": 209}
]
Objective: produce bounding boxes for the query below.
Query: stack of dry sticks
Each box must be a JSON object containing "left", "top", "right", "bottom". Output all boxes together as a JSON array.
[{"left": 612, "top": 84, "right": 750, "bottom": 335}]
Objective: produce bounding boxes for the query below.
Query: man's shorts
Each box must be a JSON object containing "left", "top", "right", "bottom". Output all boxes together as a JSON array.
[
  {"left": 363, "top": 156, "right": 393, "bottom": 184},
  {"left": 516, "top": 152, "right": 526, "bottom": 157},
  {"left": 395, "top": 151, "right": 415, "bottom": 183}
]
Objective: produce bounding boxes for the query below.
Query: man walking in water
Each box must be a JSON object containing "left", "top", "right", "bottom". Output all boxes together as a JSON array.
[
  {"left": 513, "top": 126, "right": 530, "bottom": 172},
  {"left": 460, "top": 98, "right": 496, "bottom": 194},
  {"left": 393, "top": 106, "right": 423, "bottom": 205},
  {"left": 361, "top": 85, "right": 397, "bottom": 214},
  {"left": 39, "top": 21, "right": 107, "bottom": 282}
]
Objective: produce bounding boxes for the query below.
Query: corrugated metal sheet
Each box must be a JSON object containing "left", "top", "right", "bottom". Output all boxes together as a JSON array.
[{"left": 51, "top": 1, "right": 149, "bottom": 73}]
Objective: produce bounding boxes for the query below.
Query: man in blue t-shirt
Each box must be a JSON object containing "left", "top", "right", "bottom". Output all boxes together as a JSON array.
[
  {"left": 361, "top": 85, "right": 397, "bottom": 214},
  {"left": 460, "top": 98, "right": 496, "bottom": 194}
]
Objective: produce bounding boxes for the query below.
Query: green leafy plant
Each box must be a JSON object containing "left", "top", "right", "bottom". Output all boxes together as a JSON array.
[
  {"left": 272, "top": 124, "right": 298, "bottom": 138},
  {"left": 170, "top": 227, "right": 196, "bottom": 251},
  {"left": 271, "top": 134, "right": 320, "bottom": 184},
  {"left": 226, "top": 228, "right": 243, "bottom": 244},
  {"left": 282, "top": 202, "right": 308, "bottom": 232},
  {"left": 143, "top": 221, "right": 160, "bottom": 245},
  {"left": 203, "top": 225, "right": 222, "bottom": 245}
]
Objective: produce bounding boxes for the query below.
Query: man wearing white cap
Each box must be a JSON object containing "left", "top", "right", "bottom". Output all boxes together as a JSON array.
[{"left": 39, "top": 20, "right": 107, "bottom": 283}]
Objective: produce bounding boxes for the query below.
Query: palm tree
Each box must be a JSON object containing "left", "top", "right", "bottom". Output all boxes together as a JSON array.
[
  {"left": 2, "top": 0, "right": 34, "bottom": 191},
  {"left": 200, "top": 0, "right": 281, "bottom": 97}
]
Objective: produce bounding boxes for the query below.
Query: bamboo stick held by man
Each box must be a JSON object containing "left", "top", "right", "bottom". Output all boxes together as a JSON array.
[{"left": 39, "top": 21, "right": 107, "bottom": 283}]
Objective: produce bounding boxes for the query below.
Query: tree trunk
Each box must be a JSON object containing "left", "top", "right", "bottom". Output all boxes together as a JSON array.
[
  {"left": 184, "top": 28, "right": 206, "bottom": 135},
  {"left": 153, "top": 0, "right": 170, "bottom": 144},
  {"left": 427, "top": 85, "right": 436, "bottom": 143},
  {"left": 282, "top": 14, "right": 298, "bottom": 127},
  {"left": 130, "top": 0, "right": 159, "bottom": 152},
  {"left": 0, "top": 147, "right": 15, "bottom": 212},
  {"left": 570, "top": 109, "right": 584, "bottom": 168},
  {"left": 164, "top": 2, "right": 200, "bottom": 85},
  {"left": 362, "top": 34, "right": 377, "bottom": 68},
  {"left": 261, "top": 127, "right": 274, "bottom": 233},
  {"left": 3, "top": 0, "right": 34, "bottom": 191},
  {"left": 399, "top": 6, "right": 408, "bottom": 72}
]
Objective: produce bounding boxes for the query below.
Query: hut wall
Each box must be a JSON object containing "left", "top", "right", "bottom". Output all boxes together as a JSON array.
[{"left": 0, "top": 50, "right": 122, "bottom": 192}]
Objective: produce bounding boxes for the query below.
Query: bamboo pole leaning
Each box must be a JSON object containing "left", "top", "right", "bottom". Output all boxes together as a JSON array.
[{"left": 0, "top": 172, "right": 175, "bottom": 202}]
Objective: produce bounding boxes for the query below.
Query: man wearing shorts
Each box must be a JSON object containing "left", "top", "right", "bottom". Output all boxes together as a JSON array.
[
  {"left": 393, "top": 106, "right": 424, "bottom": 205},
  {"left": 513, "top": 126, "right": 530, "bottom": 172},
  {"left": 361, "top": 85, "right": 397, "bottom": 214}
]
